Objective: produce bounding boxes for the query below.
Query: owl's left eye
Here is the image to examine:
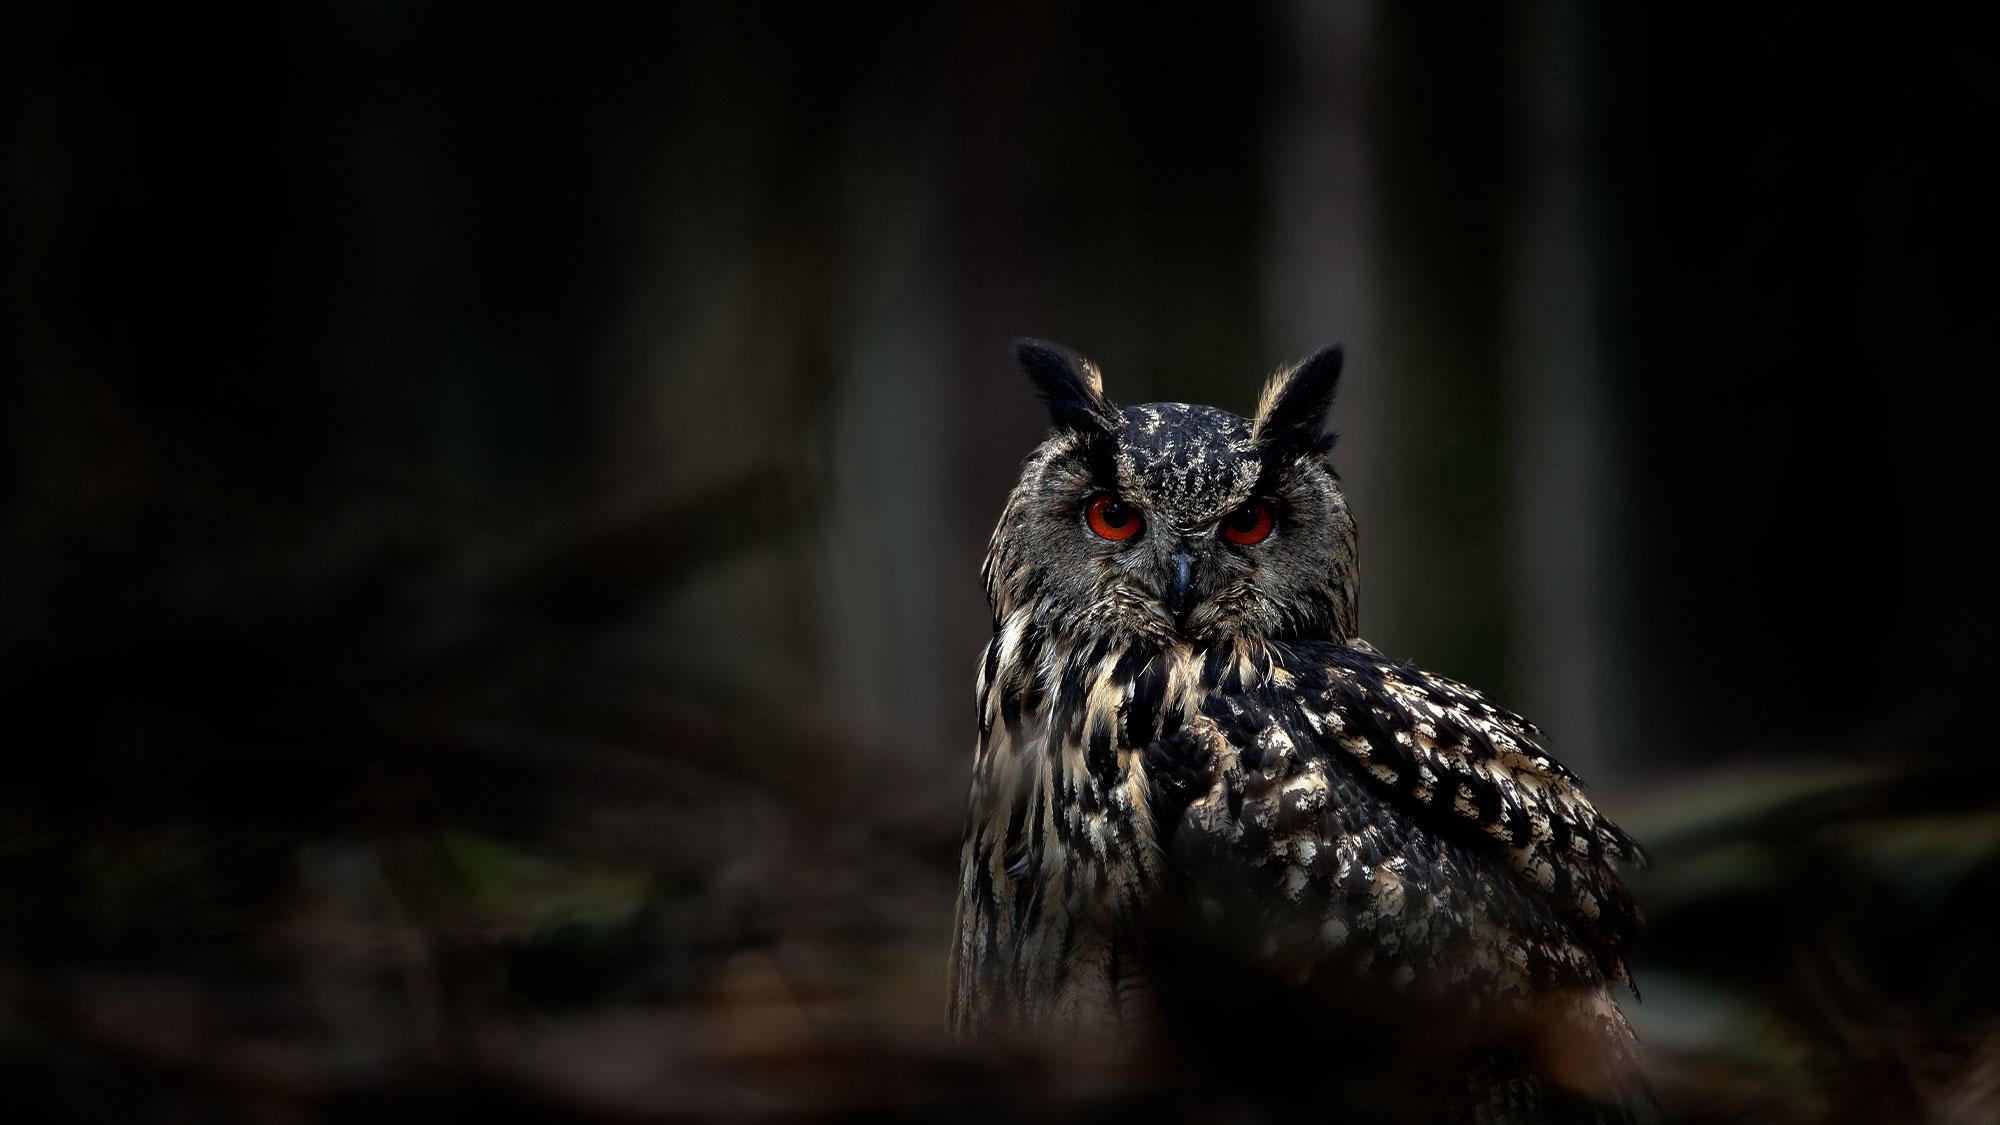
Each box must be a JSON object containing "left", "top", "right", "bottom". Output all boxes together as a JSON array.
[{"left": 1221, "top": 501, "right": 1274, "bottom": 545}]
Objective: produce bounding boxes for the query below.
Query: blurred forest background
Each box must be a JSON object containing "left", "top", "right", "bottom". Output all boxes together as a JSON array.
[{"left": 6, "top": 2, "right": 1998, "bottom": 1121}]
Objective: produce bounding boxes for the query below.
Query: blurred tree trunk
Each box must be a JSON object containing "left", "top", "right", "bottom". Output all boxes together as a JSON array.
[{"left": 1267, "top": 0, "right": 1637, "bottom": 780}]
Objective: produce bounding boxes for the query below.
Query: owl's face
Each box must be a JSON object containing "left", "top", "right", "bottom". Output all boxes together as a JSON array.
[{"left": 986, "top": 341, "right": 1358, "bottom": 648}]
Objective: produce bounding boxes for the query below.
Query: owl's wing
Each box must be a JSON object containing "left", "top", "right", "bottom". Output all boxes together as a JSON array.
[
  {"left": 1154, "top": 638, "right": 1641, "bottom": 987},
  {"left": 1145, "top": 638, "right": 1649, "bottom": 1116}
]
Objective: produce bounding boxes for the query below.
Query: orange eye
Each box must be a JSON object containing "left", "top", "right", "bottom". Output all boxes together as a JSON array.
[
  {"left": 1085, "top": 495, "right": 1143, "bottom": 541},
  {"left": 1221, "top": 501, "right": 1274, "bottom": 545}
]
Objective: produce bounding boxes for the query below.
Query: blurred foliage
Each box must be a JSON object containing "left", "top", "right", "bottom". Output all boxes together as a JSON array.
[{"left": 1630, "top": 761, "right": 2000, "bottom": 1122}]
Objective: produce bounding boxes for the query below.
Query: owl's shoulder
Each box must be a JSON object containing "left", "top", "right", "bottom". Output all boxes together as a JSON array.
[{"left": 1151, "top": 638, "right": 1643, "bottom": 993}]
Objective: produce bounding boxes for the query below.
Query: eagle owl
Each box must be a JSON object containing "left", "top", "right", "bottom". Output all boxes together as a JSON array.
[{"left": 949, "top": 341, "right": 1651, "bottom": 1122}]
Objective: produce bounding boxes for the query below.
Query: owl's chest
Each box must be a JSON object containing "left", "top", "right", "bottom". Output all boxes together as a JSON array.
[
  {"left": 975, "top": 704, "right": 1167, "bottom": 929},
  {"left": 950, "top": 652, "right": 1184, "bottom": 1032}
]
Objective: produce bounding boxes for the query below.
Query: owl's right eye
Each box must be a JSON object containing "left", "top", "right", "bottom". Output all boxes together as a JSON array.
[{"left": 1084, "top": 495, "right": 1143, "bottom": 541}]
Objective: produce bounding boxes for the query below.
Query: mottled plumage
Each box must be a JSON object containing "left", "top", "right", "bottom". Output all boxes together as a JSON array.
[{"left": 950, "top": 341, "right": 1650, "bottom": 1121}]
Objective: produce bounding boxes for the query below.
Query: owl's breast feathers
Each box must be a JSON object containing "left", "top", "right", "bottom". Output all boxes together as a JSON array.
[{"left": 951, "top": 629, "right": 1645, "bottom": 1054}]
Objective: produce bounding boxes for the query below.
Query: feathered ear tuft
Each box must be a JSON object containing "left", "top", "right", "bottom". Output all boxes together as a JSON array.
[
  {"left": 1015, "top": 339, "right": 1120, "bottom": 434},
  {"left": 1251, "top": 344, "right": 1344, "bottom": 461}
]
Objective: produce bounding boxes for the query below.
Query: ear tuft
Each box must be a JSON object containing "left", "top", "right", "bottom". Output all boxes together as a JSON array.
[
  {"left": 1251, "top": 344, "right": 1344, "bottom": 460},
  {"left": 1015, "top": 339, "right": 1119, "bottom": 434}
]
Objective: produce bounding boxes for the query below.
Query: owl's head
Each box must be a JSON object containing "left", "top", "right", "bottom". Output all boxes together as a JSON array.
[{"left": 985, "top": 340, "right": 1358, "bottom": 648}]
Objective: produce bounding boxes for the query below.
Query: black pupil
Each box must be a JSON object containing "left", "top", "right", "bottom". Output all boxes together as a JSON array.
[
  {"left": 1229, "top": 506, "right": 1261, "bottom": 530},
  {"left": 1100, "top": 501, "right": 1131, "bottom": 527}
]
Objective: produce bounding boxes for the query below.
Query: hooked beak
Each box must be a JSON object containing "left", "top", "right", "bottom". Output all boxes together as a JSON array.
[{"left": 1166, "top": 545, "right": 1199, "bottom": 625}]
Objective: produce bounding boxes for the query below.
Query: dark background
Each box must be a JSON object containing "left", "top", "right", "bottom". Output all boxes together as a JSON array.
[{"left": 6, "top": 2, "right": 1997, "bottom": 1120}]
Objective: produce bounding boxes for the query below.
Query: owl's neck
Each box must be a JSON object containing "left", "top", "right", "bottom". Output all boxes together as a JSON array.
[{"left": 977, "top": 612, "right": 1283, "bottom": 766}]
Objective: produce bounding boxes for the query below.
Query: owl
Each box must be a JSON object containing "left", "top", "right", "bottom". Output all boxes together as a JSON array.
[{"left": 949, "top": 341, "right": 1652, "bottom": 1122}]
